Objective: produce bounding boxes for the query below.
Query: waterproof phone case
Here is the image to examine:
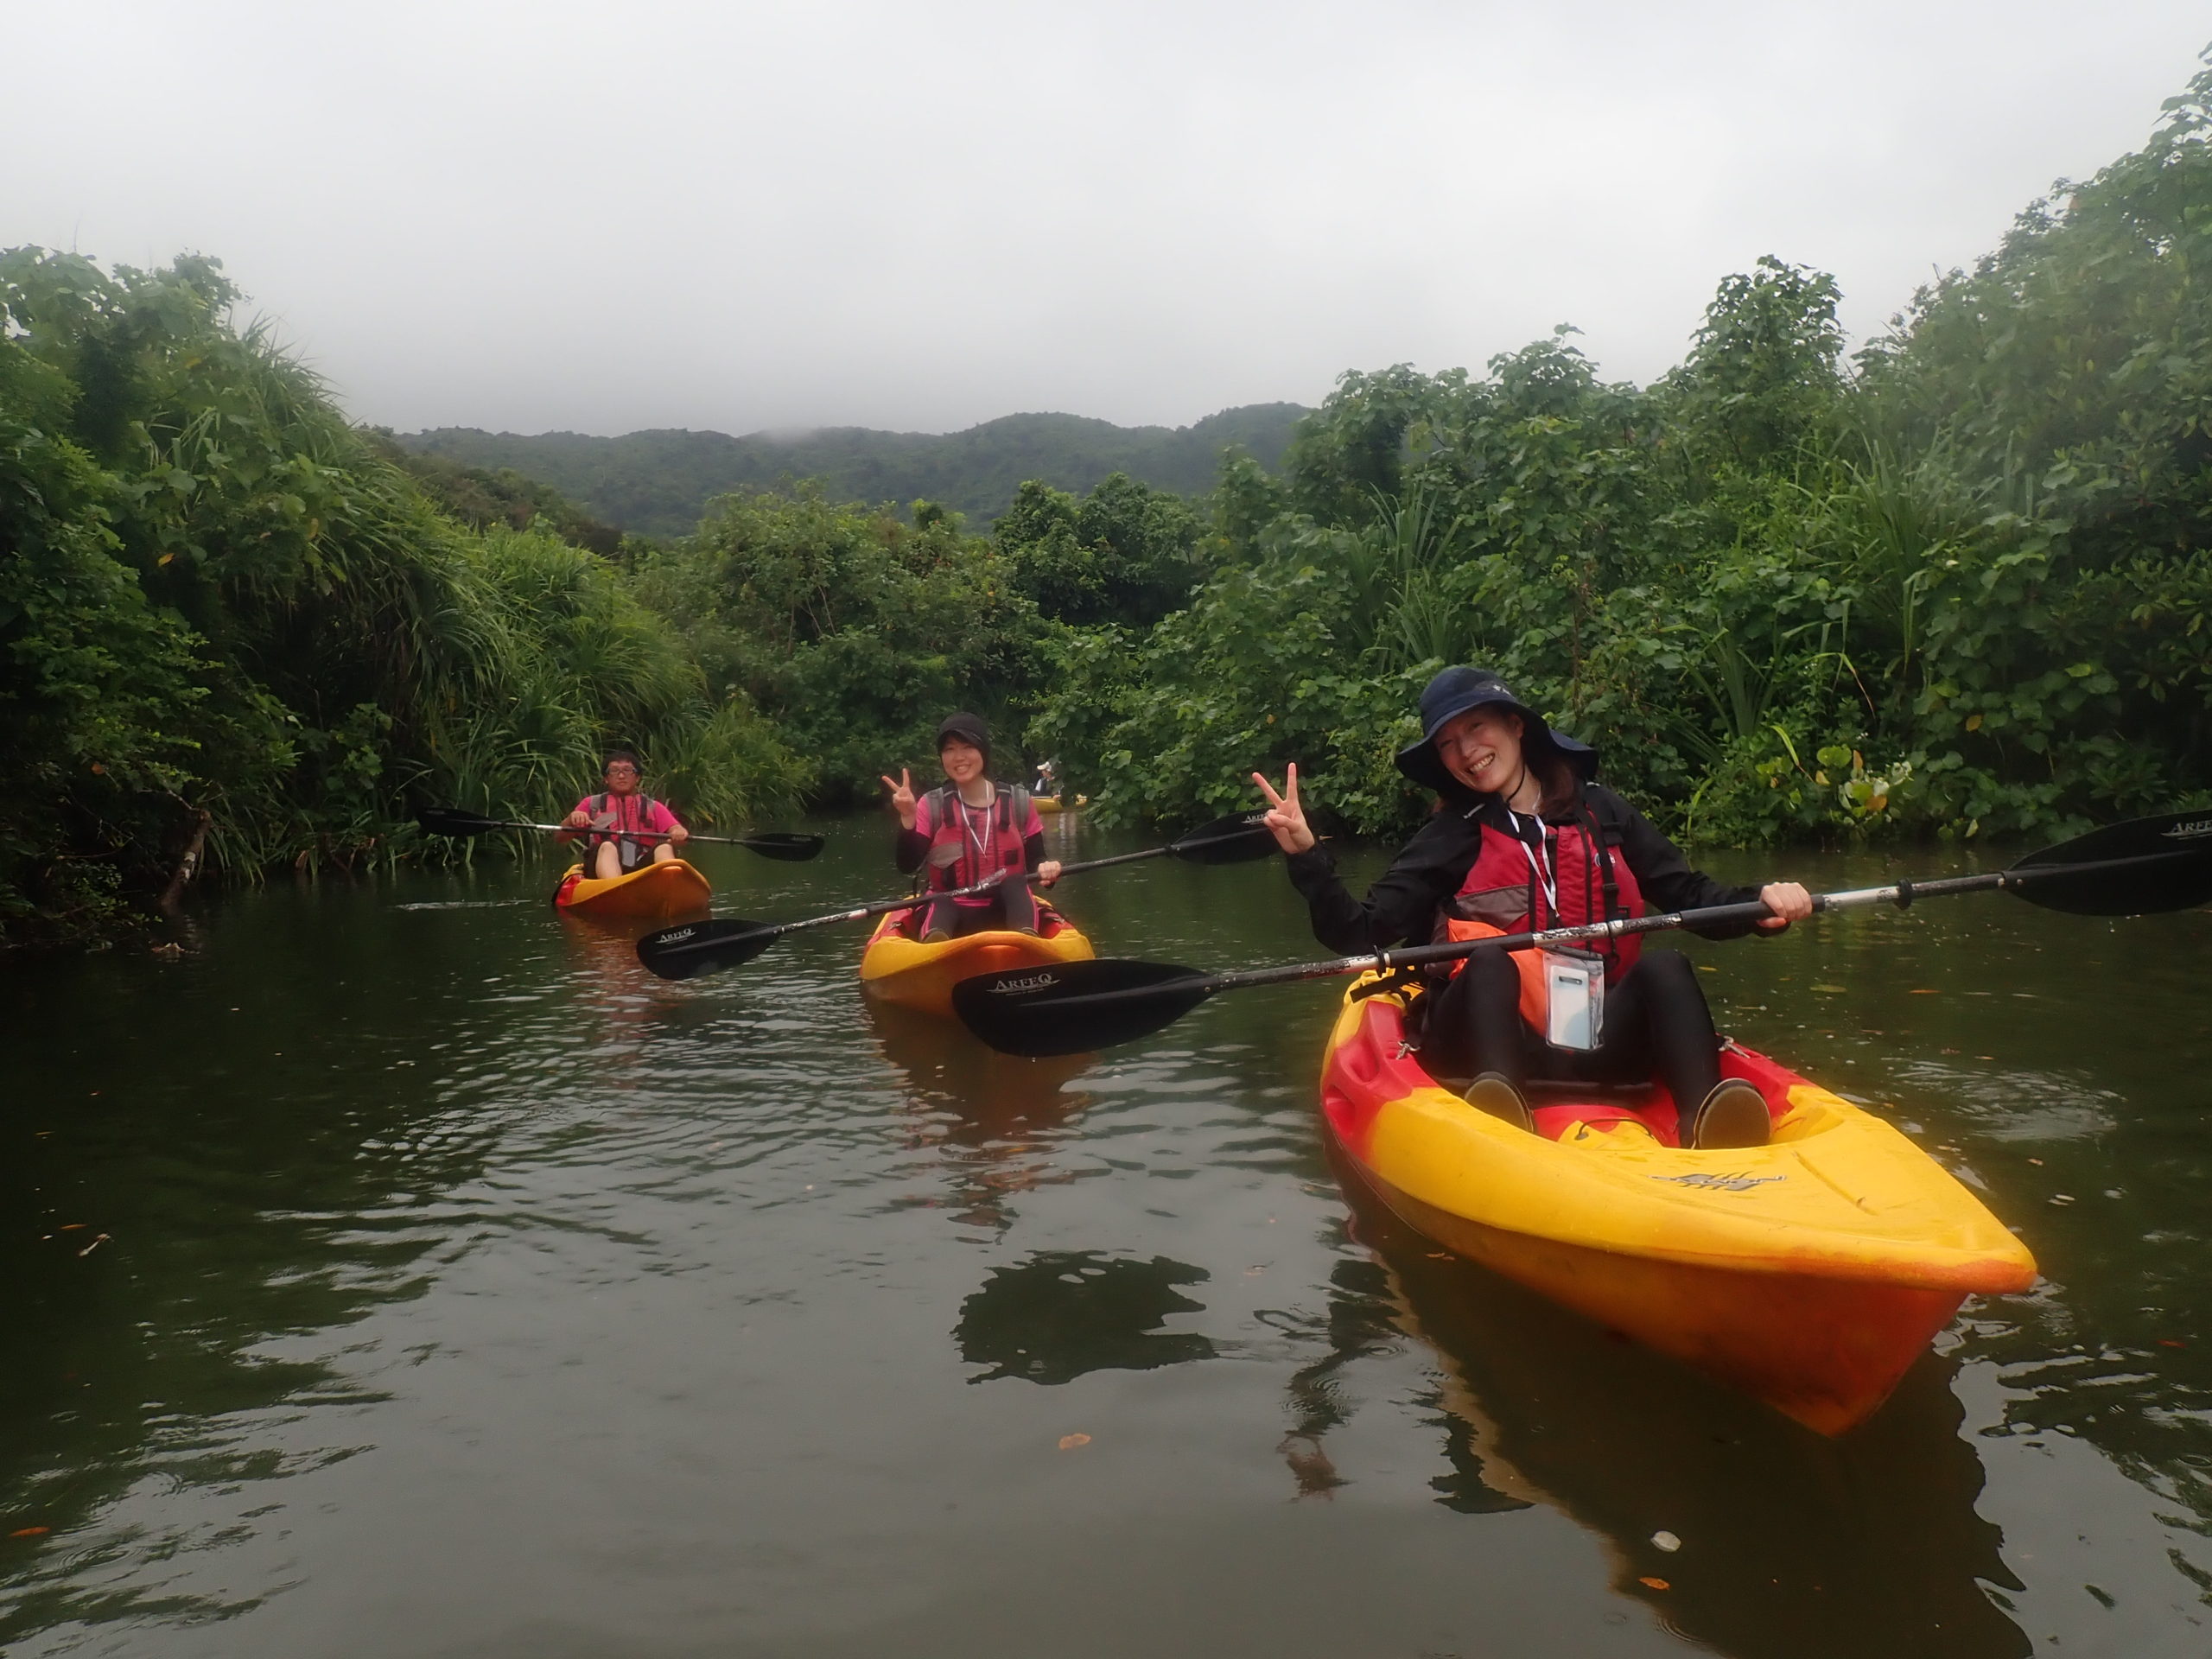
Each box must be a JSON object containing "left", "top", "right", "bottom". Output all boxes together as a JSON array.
[{"left": 1542, "top": 948, "right": 1605, "bottom": 1052}]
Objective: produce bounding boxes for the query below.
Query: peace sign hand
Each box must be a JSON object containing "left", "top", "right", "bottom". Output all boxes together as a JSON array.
[
  {"left": 1252, "top": 764, "right": 1317, "bottom": 854},
  {"left": 880, "top": 767, "right": 918, "bottom": 830}
]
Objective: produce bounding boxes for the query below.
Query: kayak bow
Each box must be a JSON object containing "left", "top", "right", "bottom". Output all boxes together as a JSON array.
[
  {"left": 1320, "top": 979, "right": 2037, "bottom": 1434},
  {"left": 554, "top": 859, "right": 713, "bottom": 923},
  {"left": 860, "top": 911, "right": 1096, "bottom": 1018}
]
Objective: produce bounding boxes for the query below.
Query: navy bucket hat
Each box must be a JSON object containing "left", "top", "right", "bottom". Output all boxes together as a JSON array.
[{"left": 1393, "top": 666, "right": 1595, "bottom": 794}]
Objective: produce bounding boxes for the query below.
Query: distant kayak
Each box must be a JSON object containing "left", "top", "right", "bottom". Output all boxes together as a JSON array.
[
  {"left": 860, "top": 910, "right": 1096, "bottom": 1017},
  {"left": 1319, "top": 978, "right": 2036, "bottom": 1435},
  {"left": 1033, "top": 795, "right": 1086, "bottom": 815},
  {"left": 553, "top": 860, "right": 713, "bottom": 923}
]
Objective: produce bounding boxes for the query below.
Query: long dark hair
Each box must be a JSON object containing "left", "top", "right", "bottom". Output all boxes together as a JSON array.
[{"left": 1530, "top": 744, "right": 1579, "bottom": 818}]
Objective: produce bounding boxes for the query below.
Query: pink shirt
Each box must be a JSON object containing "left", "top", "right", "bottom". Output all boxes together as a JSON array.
[{"left": 573, "top": 791, "right": 680, "bottom": 845}]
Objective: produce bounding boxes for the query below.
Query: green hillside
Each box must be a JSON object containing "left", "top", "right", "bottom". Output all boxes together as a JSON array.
[{"left": 392, "top": 404, "right": 1306, "bottom": 536}]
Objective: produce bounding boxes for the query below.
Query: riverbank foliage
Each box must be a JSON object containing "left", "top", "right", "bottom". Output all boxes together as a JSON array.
[
  {"left": 626, "top": 473, "right": 1205, "bottom": 804},
  {"left": 1033, "top": 60, "right": 2212, "bottom": 846},
  {"left": 0, "top": 249, "right": 805, "bottom": 945}
]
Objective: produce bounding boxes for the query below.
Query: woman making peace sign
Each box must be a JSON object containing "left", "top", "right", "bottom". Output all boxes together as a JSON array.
[
  {"left": 1254, "top": 667, "right": 1810, "bottom": 1149},
  {"left": 884, "top": 712, "right": 1063, "bottom": 941}
]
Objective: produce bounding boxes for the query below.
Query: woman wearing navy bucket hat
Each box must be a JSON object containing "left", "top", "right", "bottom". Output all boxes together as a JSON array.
[{"left": 1252, "top": 667, "right": 1811, "bottom": 1149}]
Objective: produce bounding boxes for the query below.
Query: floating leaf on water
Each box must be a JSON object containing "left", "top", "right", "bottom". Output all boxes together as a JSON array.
[
  {"left": 10, "top": 1527, "right": 49, "bottom": 1538},
  {"left": 1651, "top": 1530, "right": 1681, "bottom": 1552},
  {"left": 1639, "top": 1576, "right": 1670, "bottom": 1591},
  {"left": 1057, "top": 1433, "right": 1091, "bottom": 1451},
  {"left": 1811, "top": 984, "right": 1847, "bottom": 994},
  {"left": 1910, "top": 988, "right": 1940, "bottom": 995}
]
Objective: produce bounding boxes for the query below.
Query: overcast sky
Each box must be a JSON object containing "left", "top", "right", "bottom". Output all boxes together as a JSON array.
[{"left": 8, "top": 3, "right": 2207, "bottom": 436}]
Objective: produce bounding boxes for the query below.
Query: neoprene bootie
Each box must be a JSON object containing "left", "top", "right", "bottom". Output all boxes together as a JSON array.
[
  {"left": 1689, "top": 1078, "right": 1770, "bottom": 1150},
  {"left": 1461, "top": 1072, "right": 1534, "bottom": 1134}
]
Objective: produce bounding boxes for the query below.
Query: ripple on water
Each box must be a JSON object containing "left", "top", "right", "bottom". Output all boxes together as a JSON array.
[{"left": 1895, "top": 1058, "right": 2121, "bottom": 1141}]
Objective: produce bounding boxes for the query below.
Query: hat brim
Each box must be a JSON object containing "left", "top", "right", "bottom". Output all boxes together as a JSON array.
[{"left": 1395, "top": 696, "right": 1596, "bottom": 794}]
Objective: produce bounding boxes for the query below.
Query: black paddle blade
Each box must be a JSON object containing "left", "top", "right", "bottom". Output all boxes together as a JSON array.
[
  {"left": 2010, "top": 810, "right": 2212, "bottom": 916},
  {"left": 1167, "top": 811, "right": 1279, "bottom": 866},
  {"left": 635, "top": 918, "right": 779, "bottom": 980},
  {"left": 740, "top": 833, "right": 826, "bottom": 861},
  {"left": 416, "top": 806, "right": 505, "bottom": 837},
  {"left": 953, "top": 958, "right": 1216, "bottom": 1057}
]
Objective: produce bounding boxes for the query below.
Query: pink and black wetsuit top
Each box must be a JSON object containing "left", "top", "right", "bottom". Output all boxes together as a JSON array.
[{"left": 895, "top": 785, "right": 1046, "bottom": 906}]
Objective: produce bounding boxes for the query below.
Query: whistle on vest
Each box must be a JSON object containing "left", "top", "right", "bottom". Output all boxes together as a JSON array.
[{"left": 1541, "top": 948, "right": 1605, "bottom": 1052}]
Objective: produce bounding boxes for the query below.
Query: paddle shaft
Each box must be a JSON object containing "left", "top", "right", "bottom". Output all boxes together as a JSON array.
[
  {"left": 1040, "top": 847, "right": 2196, "bottom": 1012},
  {"left": 645, "top": 822, "right": 1272, "bottom": 961},
  {"left": 468, "top": 817, "right": 781, "bottom": 851}
]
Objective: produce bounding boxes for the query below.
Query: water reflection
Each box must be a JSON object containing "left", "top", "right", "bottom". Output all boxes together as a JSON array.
[
  {"left": 870, "top": 1001, "right": 1093, "bottom": 1230},
  {"left": 1297, "top": 1147, "right": 2032, "bottom": 1658},
  {"left": 0, "top": 954, "right": 504, "bottom": 1645},
  {"left": 956, "top": 1252, "right": 1216, "bottom": 1384}
]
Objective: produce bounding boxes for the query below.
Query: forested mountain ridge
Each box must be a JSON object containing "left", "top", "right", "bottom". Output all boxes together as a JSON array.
[{"left": 392, "top": 404, "right": 1306, "bottom": 536}]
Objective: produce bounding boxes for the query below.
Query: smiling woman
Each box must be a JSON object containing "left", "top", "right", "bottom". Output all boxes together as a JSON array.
[{"left": 1255, "top": 666, "right": 1813, "bottom": 1150}]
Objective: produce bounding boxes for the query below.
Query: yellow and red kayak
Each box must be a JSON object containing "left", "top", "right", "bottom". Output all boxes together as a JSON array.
[
  {"left": 1319, "top": 980, "right": 2037, "bottom": 1434},
  {"left": 860, "top": 910, "right": 1096, "bottom": 1018},
  {"left": 553, "top": 859, "right": 713, "bottom": 923}
]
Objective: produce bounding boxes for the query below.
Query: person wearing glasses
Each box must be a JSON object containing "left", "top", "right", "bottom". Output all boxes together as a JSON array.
[
  {"left": 557, "top": 747, "right": 690, "bottom": 880},
  {"left": 1252, "top": 666, "right": 1811, "bottom": 1150}
]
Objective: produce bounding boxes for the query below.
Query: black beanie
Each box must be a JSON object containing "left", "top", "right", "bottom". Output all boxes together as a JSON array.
[{"left": 936, "top": 712, "right": 991, "bottom": 764}]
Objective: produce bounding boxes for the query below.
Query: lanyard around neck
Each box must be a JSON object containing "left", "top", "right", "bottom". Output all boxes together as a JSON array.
[
  {"left": 1507, "top": 806, "right": 1558, "bottom": 918},
  {"left": 957, "top": 786, "right": 997, "bottom": 868}
]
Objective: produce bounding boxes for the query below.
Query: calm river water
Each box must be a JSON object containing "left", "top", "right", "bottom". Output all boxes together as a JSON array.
[{"left": 4, "top": 818, "right": 2210, "bottom": 1657}]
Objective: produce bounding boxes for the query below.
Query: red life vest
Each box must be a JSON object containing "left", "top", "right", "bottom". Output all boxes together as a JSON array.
[
  {"left": 918, "top": 785, "right": 1032, "bottom": 894},
  {"left": 1440, "top": 803, "right": 1644, "bottom": 1029},
  {"left": 586, "top": 791, "right": 666, "bottom": 874}
]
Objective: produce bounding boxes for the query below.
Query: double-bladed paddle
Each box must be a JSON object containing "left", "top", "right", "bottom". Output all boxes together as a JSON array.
[
  {"left": 633, "top": 810, "right": 1278, "bottom": 982},
  {"left": 416, "top": 806, "right": 824, "bottom": 861},
  {"left": 952, "top": 809, "right": 2212, "bottom": 1057}
]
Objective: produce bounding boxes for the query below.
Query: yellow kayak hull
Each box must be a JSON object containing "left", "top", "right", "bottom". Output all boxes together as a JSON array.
[
  {"left": 860, "top": 912, "right": 1096, "bottom": 1018},
  {"left": 1320, "top": 982, "right": 2037, "bottom": 1434},
  {"left": 553, "top": 859, "right": 713, "bottom": 923},
  {"left": 1033, "top": 794, "right": 1086, "bottom": 815}
]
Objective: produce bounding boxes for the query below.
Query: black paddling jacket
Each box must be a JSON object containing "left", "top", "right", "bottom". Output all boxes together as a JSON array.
[{"left": 1284, "top": 782, "right": 1765, "bottom": 957}]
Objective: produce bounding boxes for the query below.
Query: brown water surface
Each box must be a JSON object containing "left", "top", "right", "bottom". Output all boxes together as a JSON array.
[{"left": 3, "top": 823, "right": 2209, "bottom": 1656}]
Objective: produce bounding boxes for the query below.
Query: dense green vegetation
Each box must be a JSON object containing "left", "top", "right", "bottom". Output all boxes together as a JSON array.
[
  {"left": 0, "top": 249, "right": 805, "bottom": 945},
  {"left": 8, "top": 56, "right": 2210, "bottom": 946},
  {"left": 395, "top": 405, "right": 1306, "bottom": 537},
  {"left": 1033, "top": 61, "right": 2212, "bottom": 847},
  {"left": 629, "top": 474, "right": 1205, "bottom": 804}
]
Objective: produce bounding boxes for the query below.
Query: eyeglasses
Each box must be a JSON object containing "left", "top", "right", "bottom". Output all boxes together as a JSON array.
[{"left": 605, "top": 764, "right": 639, "bottom": 777}]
